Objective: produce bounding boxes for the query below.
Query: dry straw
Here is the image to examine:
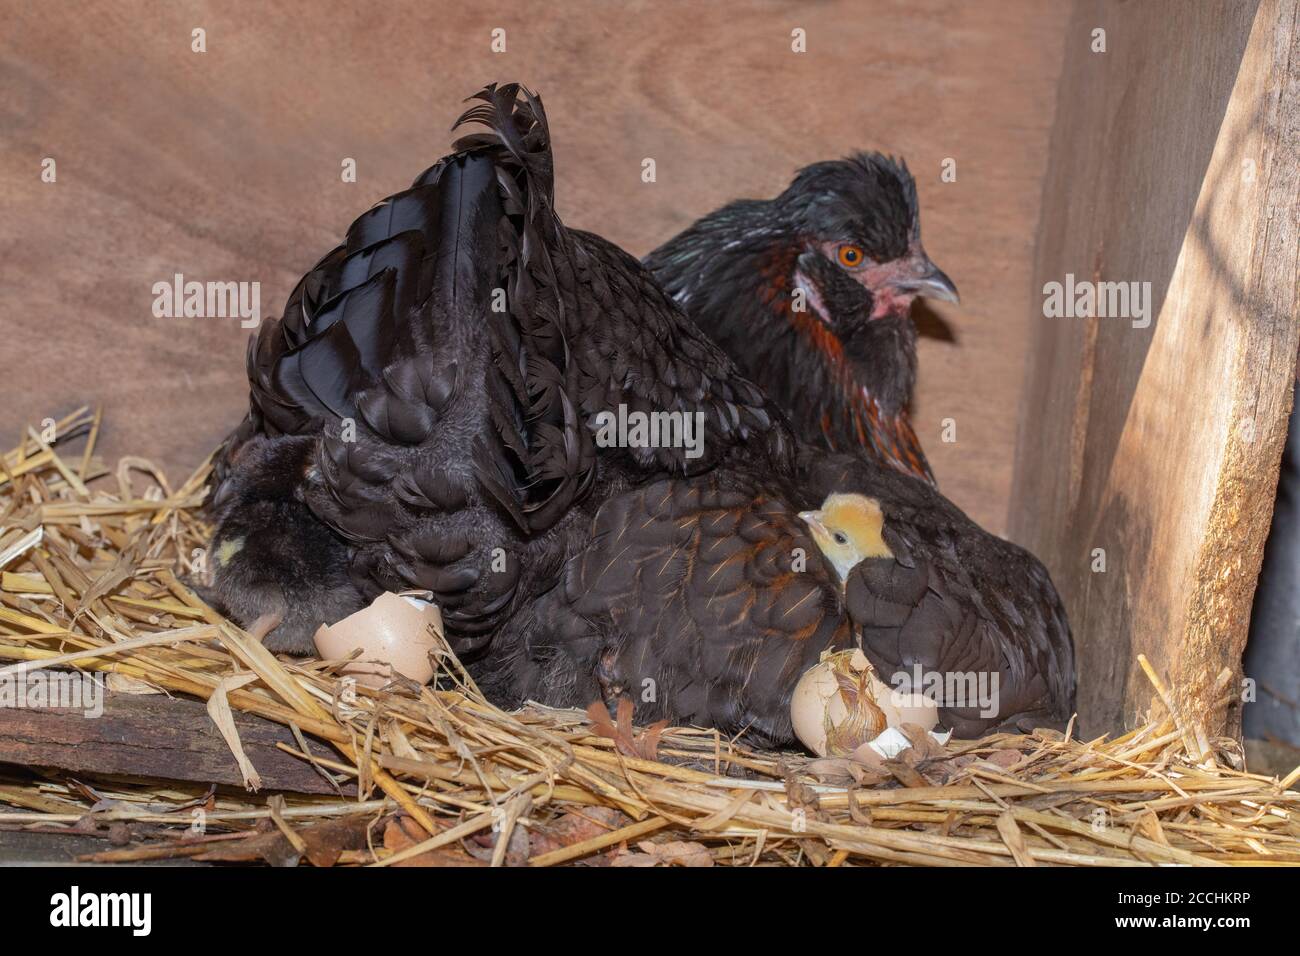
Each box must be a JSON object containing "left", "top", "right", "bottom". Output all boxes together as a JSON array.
[{"left": 0, "top": 408, "right": 1297, "bottom": 866}]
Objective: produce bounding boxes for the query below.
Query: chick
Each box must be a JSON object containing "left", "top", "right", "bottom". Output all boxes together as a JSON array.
[
  {"left": 798, "top": 492, "right": 893, "bottom": 583},
  {"left": 793, "top": 494, "right": 943, "bottom": 756}
]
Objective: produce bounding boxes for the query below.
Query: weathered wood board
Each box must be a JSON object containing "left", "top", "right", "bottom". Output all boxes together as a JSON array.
[
  {"left": 0, "top": 690, "right": 352, "bottom": 795},
  {"left": 1010, "top": 0, "right": 1299, "bottom": 737}
]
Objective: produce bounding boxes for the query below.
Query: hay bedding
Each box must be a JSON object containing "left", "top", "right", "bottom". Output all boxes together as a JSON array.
[{"left": 0, "top": 408, "right": 1297, "bottom": 867}]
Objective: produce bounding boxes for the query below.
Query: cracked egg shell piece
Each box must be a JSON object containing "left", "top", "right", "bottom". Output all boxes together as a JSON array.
[{"left": 313, "top": 591, "right": 443, "bottom": 688}]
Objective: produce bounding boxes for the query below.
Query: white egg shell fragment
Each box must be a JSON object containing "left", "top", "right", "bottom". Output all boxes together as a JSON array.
[
  {"left": 790, "top": 648, "right": 941, "bottom": 757},
  {"left": 313, "top": 591, "right": 443, "bottom": 688},
  {"left": 855, "top": 726, "right": 953, "bottom": 762}
]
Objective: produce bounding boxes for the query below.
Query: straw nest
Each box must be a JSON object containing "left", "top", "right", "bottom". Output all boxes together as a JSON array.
[{"left": 1, "top": 407, "right": 1297, "bottom": 867}]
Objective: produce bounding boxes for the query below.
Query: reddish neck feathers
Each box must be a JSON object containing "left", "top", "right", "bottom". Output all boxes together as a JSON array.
[{"left": 840, "top": 391, "right": 934, "bottom": 484}]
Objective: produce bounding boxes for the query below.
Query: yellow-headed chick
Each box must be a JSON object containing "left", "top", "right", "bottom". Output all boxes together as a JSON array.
[{"left": 798, "top": 492, "right": 893, "bottom": 584}]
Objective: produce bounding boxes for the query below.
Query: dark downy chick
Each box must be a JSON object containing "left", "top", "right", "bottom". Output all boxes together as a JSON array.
[{"left": 645, "top": 155, "right": 957, "bottom": 484}]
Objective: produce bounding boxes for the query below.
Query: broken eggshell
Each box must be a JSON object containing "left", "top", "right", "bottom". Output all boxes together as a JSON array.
[
  {"left": 313, "top": 591, "right": 443, "bottom": 688},
  {"left": 790, "top": 647, "right": 946, "bottom": 758}
]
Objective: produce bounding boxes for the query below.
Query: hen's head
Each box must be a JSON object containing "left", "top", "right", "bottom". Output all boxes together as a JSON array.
[
  {"left": 776, "top": 154, "right": 957, "bottom": 328},
  {"left": 645, "top": 152, "right": 957, "bottom": 483}
]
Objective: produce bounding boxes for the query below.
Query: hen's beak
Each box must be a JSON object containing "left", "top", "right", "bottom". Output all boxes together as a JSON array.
[{"left": 892, "top": 257, "right": 960, "bottom": 305}]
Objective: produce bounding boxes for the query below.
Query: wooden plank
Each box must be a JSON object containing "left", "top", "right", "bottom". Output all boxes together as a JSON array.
[
  {"left": 1010, "top": 0, "right": 1299, "bottom": 736},
  {"left": 0, "top": 690, "right": 354, "bottom": 796}
]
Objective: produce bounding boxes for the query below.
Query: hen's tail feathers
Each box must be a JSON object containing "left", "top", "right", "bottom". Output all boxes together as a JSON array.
[
  {"left": 453, "top": 83, "right": 597, "bottom": 535},
  {"left": 235, "top": 83, "right": 594, "bottom": 536},
  {"left": 245, "top": 144, "right": 505, "bottom": 440}
]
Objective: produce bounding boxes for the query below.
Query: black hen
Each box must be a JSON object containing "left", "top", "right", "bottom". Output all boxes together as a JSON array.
[
  {"left": 201, "top": 84, "right": 791, "bottom": 655},
  {"left": 203, "top": 84, "right": 1073, "bottom": 745},
  {"left": 644, "top": 155, "right": 957, "bottom": 484}
]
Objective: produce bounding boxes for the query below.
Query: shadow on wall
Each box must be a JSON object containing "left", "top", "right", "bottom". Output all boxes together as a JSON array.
[{"left": 1245, "top": 395, "right": 1300, "bottom": 745}]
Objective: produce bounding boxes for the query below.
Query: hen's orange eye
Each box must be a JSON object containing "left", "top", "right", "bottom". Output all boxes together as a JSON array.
[{"left": 837, "top": 245, "right": 865, "bottom": 268}]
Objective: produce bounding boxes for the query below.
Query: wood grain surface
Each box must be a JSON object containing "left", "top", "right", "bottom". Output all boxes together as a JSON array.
[
  {"left": 0, "top": 688, "right": 353, "bottom": 795},
  {"left": 1010, "top": 0, "right": 1298, "bottom": 736},
  {"left": 0, "top": 0, "right": 1069, "bottom": 534}
]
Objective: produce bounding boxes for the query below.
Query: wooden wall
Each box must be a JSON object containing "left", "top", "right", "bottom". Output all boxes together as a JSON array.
[
  {"left": 0, "top": 0, "right": 1069, "bottom": 534},
  {"left": 1011, "top": 0, "right": 1299, "bottom": 737}
]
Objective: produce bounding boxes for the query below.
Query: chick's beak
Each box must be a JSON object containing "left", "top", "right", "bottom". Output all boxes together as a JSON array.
[
  {"left": 890, "top": 256, "right": 960, "bottom": 305},
  {"left": 799, "top": 510, "right": 828, "bottom": 539}
]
